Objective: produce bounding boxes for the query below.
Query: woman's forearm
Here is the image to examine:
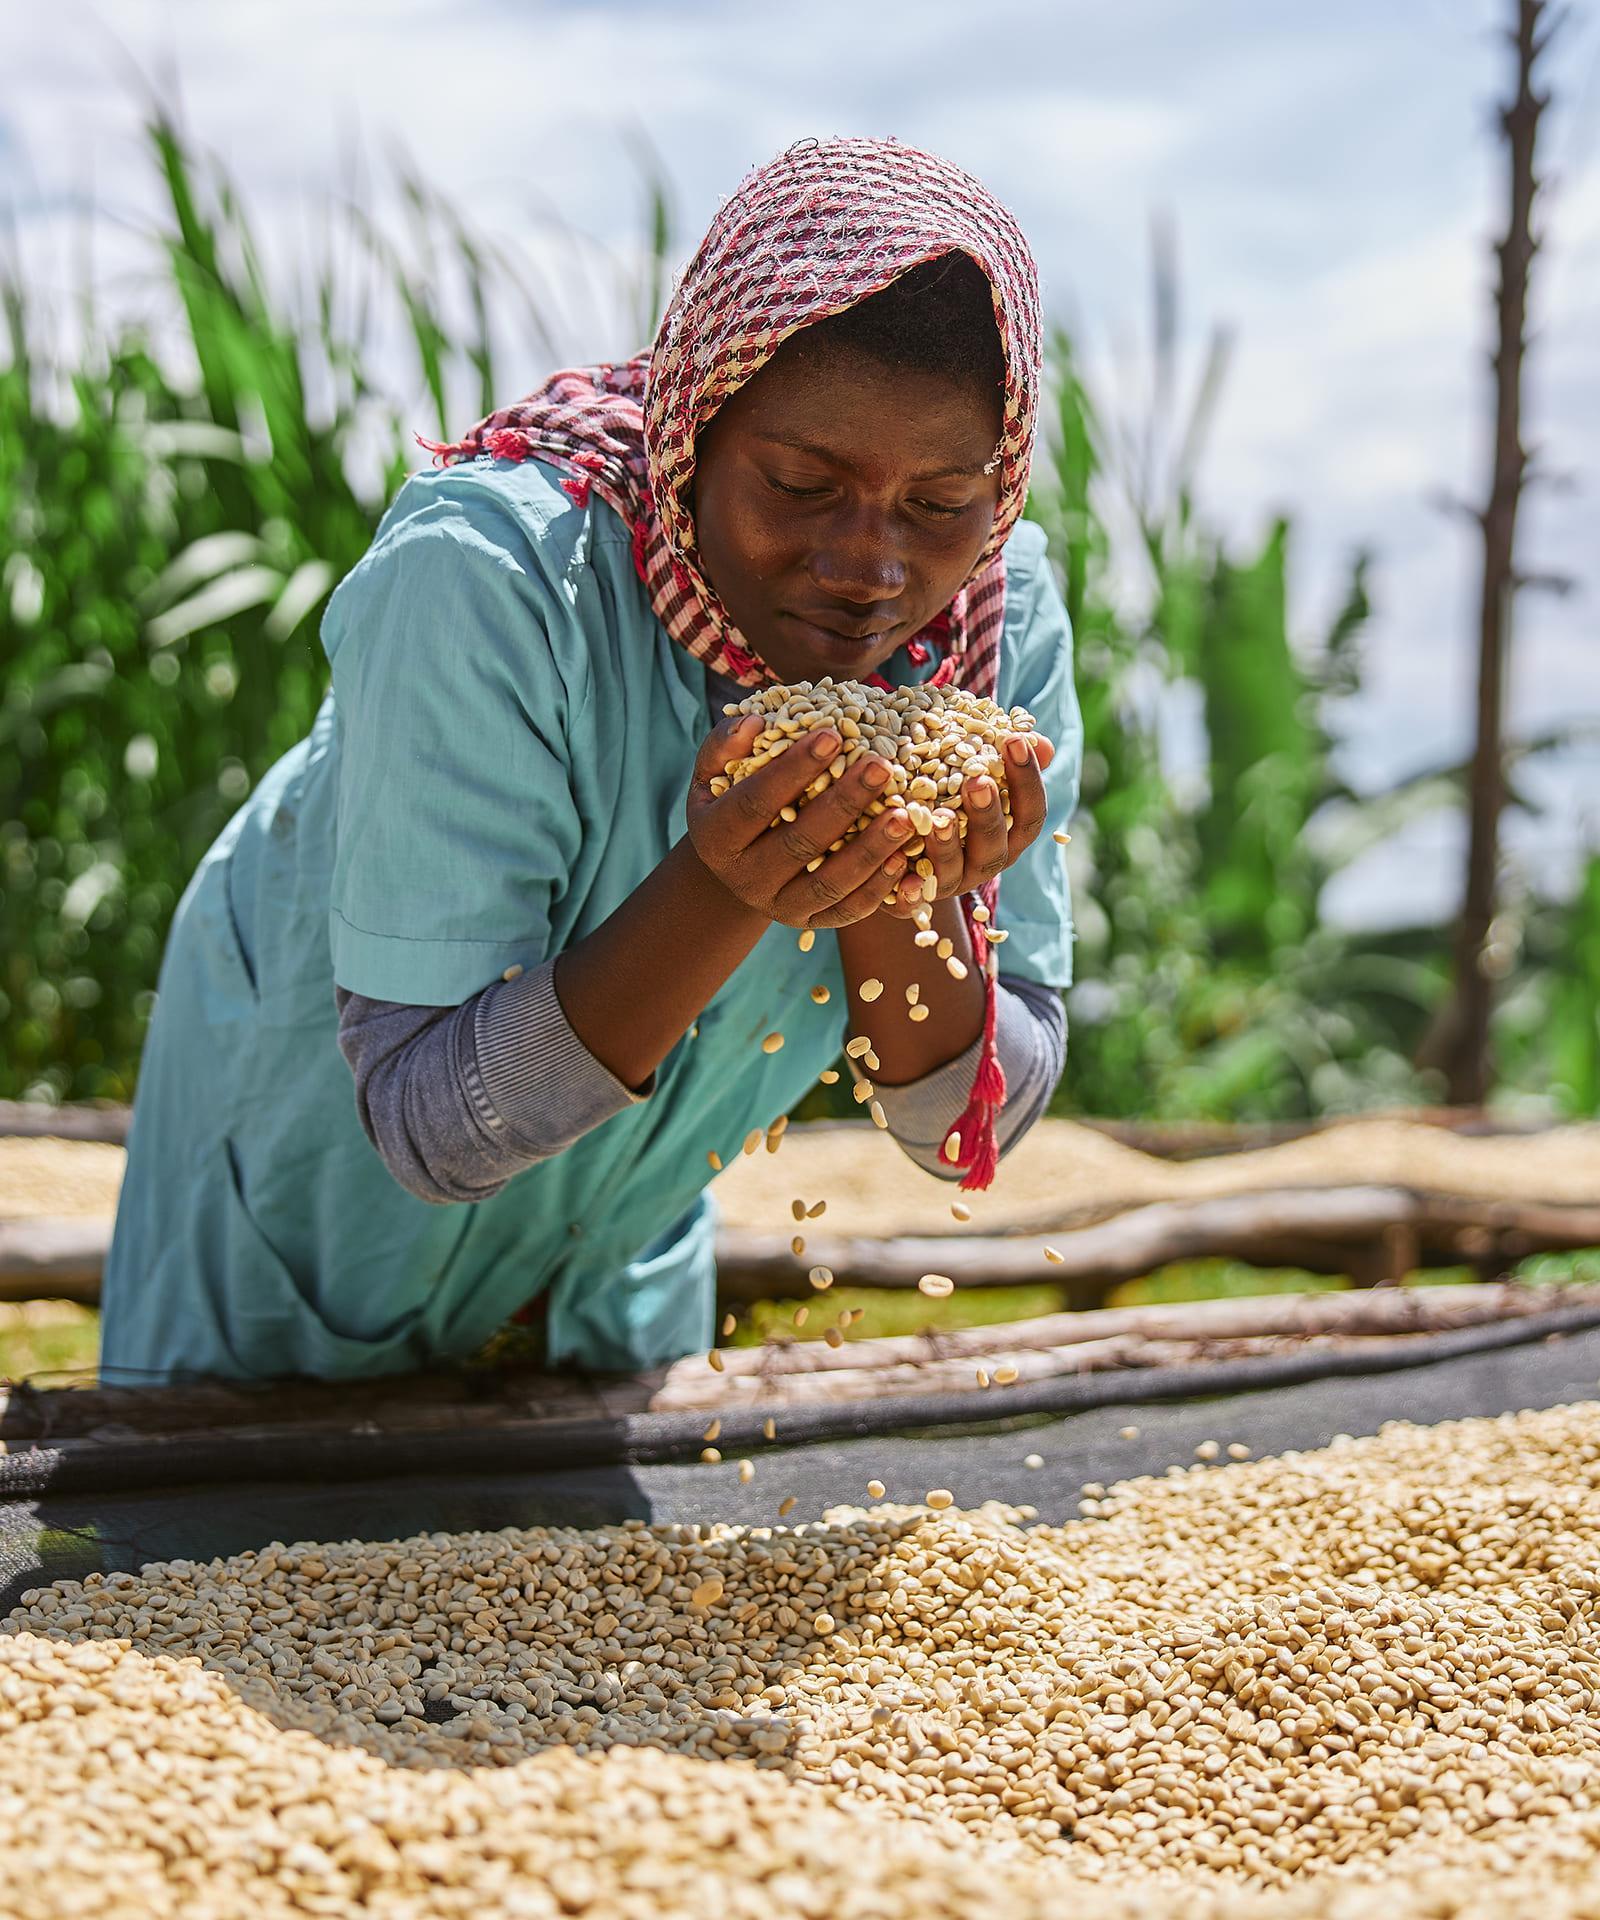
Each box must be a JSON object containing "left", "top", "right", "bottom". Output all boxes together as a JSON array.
[
  {"left": 835, "top": 896, "right": 985, "bottom": 1088},
  {"left": 552, "top": 836, "right": 770, "bottom": 1089}
]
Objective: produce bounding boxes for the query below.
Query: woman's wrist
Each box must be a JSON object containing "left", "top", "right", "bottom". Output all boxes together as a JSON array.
[
  {"left": 835, "top": 896, "right": 984, "bottom": 1088},
  {"left": 553, "top": 835, "right": 770, "bottom": 1089},
  {"left": 670, "top": 832, "right": 771, "bottom": 938}
]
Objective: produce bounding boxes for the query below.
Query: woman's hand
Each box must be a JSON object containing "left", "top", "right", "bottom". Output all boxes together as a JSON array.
[
  {"left": 687, "top": 716, "right": 914, "bottom": 929},
  {"left": 881, "top": 732, "right": 1056, "bottom": 916}
]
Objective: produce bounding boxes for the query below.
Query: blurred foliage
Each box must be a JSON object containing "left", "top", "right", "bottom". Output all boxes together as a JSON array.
[
  {"left": 1023, "top": 216, "right": 1600, "bottom": 1123},
  {"left": 2, "top": 114, "right": 1597, "bottom": 1119},
  {"left": 0, "top": 114, "right": 647, "bottom": 1103}
]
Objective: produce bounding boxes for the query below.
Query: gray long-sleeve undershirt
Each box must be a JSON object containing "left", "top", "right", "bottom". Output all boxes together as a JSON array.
[{"left": 335, "top": 960, "right": 1065, "bottom": 1208}]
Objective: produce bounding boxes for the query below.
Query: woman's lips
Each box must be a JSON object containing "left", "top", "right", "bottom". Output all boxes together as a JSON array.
[{"left": 783, "top": 612, "right": 900, "bottom": 658}]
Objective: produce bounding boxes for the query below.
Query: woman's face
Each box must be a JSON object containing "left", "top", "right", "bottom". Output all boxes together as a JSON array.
[{"left": 692, "top": 343, "right": 1004, "bottom": 684}]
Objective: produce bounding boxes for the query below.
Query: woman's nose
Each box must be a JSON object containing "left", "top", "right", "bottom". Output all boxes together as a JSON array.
[{"left": 806, "top": 511, "right": 908, "bottom": 603}]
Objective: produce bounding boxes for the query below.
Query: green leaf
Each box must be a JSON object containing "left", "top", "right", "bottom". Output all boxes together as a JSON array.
[
  {"left": 264, "top": 559, "right": 335, "bottom": 642},
  {"left": 146, "top": 565, "right": 282, "bottom": 648},
  {"left": 140, "top": 531, "right": 265, "bottom": 613}
]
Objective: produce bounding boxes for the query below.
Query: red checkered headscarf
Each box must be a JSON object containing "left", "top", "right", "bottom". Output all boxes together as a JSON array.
[{"left": 422, "top": 136, "right": 1044, "bottom": 1188}]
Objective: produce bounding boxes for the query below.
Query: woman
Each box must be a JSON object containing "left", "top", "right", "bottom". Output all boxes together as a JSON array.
[{"left": 99, "top": 138, "right": 1083, "bottom": 1386}]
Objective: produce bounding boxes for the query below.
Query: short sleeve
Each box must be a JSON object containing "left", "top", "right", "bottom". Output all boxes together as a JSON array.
[
  {"left": 324, "top": 480, "right": 583, "bottom": 1005},
  {"left": 991, "top": 523, "right": 1083, "bottom": 990}
]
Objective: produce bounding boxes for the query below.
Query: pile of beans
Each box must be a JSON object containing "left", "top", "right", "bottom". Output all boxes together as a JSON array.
[
  {"left": 714, "top": 678, "right": 1038, "bottom": 883},
  {"left": 8, "top": 1403, "right": 1600, "bottom": 1916}
]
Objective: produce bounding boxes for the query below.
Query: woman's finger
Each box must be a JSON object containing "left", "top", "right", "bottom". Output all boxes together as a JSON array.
[
  {"left": 876, "top": 874, "right": 923, "bottom": 917},
  {"left": 807, "top": 855, "right": 914, "bottom": 931},
  {"left": 1000, "top": 733, "right": 1051, "bottom": 848},
  {"left": 770, "top": 807, "right": 912, "bottom": 924},
  {"left": 742, "top": 754, "right": 898, "bottom": 888},
  {"left": 691, "top": 713, "right": 762, "bottom": 788},
  {"left": 691, "top": 726, "right": 844, "bottom": 860},
  {"left": 959, "top": 771, "right": 1011, "bottom": 884}
]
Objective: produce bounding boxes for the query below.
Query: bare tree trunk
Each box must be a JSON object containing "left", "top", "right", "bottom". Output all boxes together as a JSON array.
[{"left": 1418, "top": 0, "right": 1554, "bottom": 1103}]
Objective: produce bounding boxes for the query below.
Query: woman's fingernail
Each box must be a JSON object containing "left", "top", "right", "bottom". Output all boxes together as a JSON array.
[
  {"left": 885, "top": 812, "right": 912, "bottom": 840},
  {"left": 973, "top": 778, "right": 995, "bottom": 807},
  {"left": 902, "top": 878, "right": 923, "bottom": 902},
  {"left": 934, "top": 817, "right": 955, "bottom": 839},
  {"left": 811, "top": 730, "right": 840, "bottom": 759},
  {"left": 863, "top": 757, "right": 891, "bottom": 789},
  {"left": 1007, "top": 736, "right": 1030, "bottom": 765},
  {"left": 883, "top": 853, "right": 907, "bottom": 877}
]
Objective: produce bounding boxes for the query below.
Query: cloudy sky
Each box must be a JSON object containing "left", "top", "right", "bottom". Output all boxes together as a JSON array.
[{"left": 5, "top": 0, "right": 1598, "bottom": 927}]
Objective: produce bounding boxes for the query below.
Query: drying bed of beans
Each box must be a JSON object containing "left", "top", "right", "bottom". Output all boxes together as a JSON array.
[{"left": 8, "top": 1403, "right": 1600, "bottom": 1916}]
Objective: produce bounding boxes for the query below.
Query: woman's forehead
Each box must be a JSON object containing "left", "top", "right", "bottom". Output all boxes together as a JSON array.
[{"left": 709, "top": 349, "right": 1004, "bottom": 471}]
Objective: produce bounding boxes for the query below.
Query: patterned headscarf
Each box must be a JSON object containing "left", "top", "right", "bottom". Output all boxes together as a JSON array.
[{"left": 422, "top": 136, "right": 1044, "bottom": 1188}]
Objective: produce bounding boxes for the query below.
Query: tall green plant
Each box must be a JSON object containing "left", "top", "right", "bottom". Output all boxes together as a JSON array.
[
  {"left": 2, "top": 111, "right": 682, "bottom": 1103},
  {"left": 1031, "top": 223, "right": 1595, "bottom": 1120},
  {"left": 1029, "top": 239, "right": 1456, "bottom": 1122}
]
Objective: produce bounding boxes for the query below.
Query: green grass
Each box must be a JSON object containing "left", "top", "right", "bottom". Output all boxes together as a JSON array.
[
  {"left": 1516, "top": 1247, "right": 1600, "bottom": 1287},
  {"left": 0, "top": 1302, "right": 100, "bottom": 1383},
  {"left": 734, "top": 1282, "right": 1070, "bottom": 1347},
  {"left": 1105, "top": 1260, "right": 1350, "bottom": 1309}
]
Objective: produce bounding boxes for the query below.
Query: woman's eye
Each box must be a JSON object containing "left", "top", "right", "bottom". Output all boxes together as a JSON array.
[
  {"left": 913, "top": 499, "right": 969, "bottom": 520},
  {"left": 766, "top": 476, "right": 828, "bottom": 500}
]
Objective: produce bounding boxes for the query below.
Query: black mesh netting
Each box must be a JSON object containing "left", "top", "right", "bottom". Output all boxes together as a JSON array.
[{"left": 6, "top": 1321, "right": 1600, "bottom": 1612}]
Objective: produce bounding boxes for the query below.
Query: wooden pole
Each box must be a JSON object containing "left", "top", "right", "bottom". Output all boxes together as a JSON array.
[{"left": 1421, "top": 0, "right": 1555, "bottom": 1103}]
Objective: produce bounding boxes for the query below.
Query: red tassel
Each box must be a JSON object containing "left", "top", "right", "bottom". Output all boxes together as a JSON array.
[
  {"left": 945, "top": 883, "right": 1006, "bottom": 1191},
  {"left": 561, "top": 474, "right": 593, "bottom": 507},
  {"left": 631, "top": 513, "right": 652, "bottom": 584},
  {"left": 944, "top": 1092, "right": 984, "bottom": 1168},
  {"left": 960, "top": 1124, "right": 1000, "bottom": 1191},
  {"left": 928, "top": 655, "right": 958, "bottom": 689},
  {"left": 906, "top": 638, "right": 931, "bottom": 666},
  {"left": 944, "top": 1082, "right": 1001, "bottom": 1190},
  {"left": 974, "top": 1049, "right": 1007, "bottom": 1105}
]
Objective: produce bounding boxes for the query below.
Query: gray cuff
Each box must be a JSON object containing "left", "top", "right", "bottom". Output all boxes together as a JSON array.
[
  {"left": 871, "top": 976, "right": 1064, "bottom": 1180},
  {"left": 335, "top": 957, "right": 653, "bottom": 1207},
  {"left": 472, "top": 957, "right": 652, "bottom": 1154}
]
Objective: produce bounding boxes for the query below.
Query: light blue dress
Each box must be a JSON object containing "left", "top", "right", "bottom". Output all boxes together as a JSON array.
[{"left": 99, "top": 459, "right": 1082, "bottom": 1385}]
